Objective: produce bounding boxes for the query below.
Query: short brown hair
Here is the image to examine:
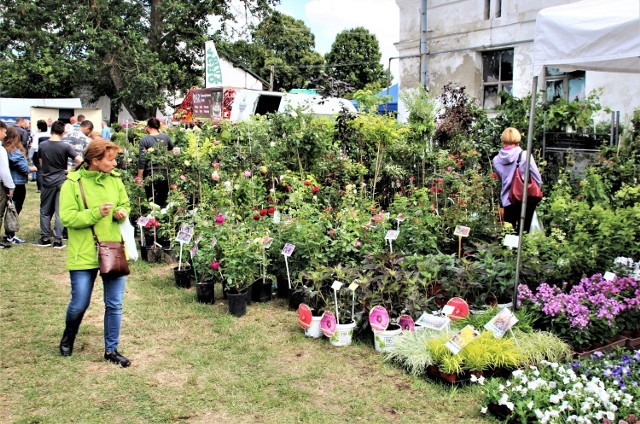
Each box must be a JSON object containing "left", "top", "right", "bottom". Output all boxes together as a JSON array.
[
  {"left": 501, "top": 127, "right": 521, "bottom": 145},
  {"left": 76, "top": 137, "right": 122, "bottom": 170}
]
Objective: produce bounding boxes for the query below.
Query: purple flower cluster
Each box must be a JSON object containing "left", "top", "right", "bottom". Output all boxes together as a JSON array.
[
  {"left": 518, "top": 274, "right": 640, "bottom": 329},
  {"left": 573, "top": 350, "right": 640, "bottom": 394}
]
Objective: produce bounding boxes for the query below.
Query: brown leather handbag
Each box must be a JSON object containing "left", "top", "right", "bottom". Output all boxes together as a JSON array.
[{"left": 78, "top": 179, "right": 130, "bottom": 276}]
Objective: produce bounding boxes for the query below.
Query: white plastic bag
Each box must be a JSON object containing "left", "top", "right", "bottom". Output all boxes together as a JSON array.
[
  {"left": 120, "top": 219, "right": 139, "bottom": 261},
  {"left": 529, "top": 211, "right": 544, "bottom": 234}
]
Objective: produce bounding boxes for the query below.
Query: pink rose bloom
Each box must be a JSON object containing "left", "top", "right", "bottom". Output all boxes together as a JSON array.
[
  {"left": 214, "top": 162, "right": 220, "bottom": 169},
  {"left": 215, "top": 214, "right": 225, "bottom": 225},
  {"left": 244, "top": 170, "right": 252, "bottom": 178},
  {"left": 210, "top": 260, "right": 220, "bottom": 270}
]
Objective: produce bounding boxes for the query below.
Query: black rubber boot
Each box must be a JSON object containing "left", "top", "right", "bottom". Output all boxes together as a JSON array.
[{"left": 59, "top": 329, "right": 76, "bottom": 356}]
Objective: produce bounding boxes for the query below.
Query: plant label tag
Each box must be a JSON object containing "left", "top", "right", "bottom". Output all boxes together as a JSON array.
[
  {"left": 348, "top": 282, "right": 359, "bottom": 292},
  {"left": 415, "top": 313, "right": 450, "bottom": 331},
  {"left": 603, "top": 271, "right": 616, "bottom": 281},
  {"left": 331, "top": 280, "right": 343, "bottom": 291},
  {"left": 189, "top": 245, "right": 198, "bottom": 259},
  {"left": 282, "top": 243, "right": 295, "bottom": 257},
  {"left": 445, "top": 325, "right": 480, "bottom": 355},
  {"left": 396, "top": 213, "right": 405, "bottom": 222},
  {"left": 136, "top": 216, "right": 150, "bottom": 226},
  {"left": 484, "top": 308, "right": 519, "bottom": 338},
  {"left": 262, "top": 236, "right": 273, "bottom": 249},
  {"left": 442, "top": 305, "right": 455, "bottom": 316},
  {"left": 210, "top": 237, "right": 217, "bottom": 248},
  {"left": 503, "top": 234, "right": 519, "bottom": 249},
  {"left": 453, "top": 225, "right": 471, "bottom": 237},
  {"left": 175, "top": 225, "right": 194, "bottom": 244},
  {"left": 273, "top": 210, "right": 281, "bottom": 224},
  {"left": 385, "top": 230, "right": 399, "bottom": 241}
]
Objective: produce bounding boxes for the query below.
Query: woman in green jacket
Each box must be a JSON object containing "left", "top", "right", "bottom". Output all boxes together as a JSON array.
[{"left": 59, "top": 138, "right": 132, "bottom": 367}]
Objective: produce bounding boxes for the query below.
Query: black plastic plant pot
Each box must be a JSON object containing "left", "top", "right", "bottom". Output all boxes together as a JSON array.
[
  {"left": 288, "top": 289, "right": 305, "bottom": 311},
  {"left": 251, "top": 278, "right": 273, "bottom": 302},
  {"left": 276, "top": 277, "right": 292, "bottom": 299},
  {"left": 173, "top": 266, "right": 192, "bottom": 289},
  {"left": 227, "top": 292, "right": 247, "bottom": 317},
  {"left": 196, "top": 280, "right": 215, "bottom": 304}
]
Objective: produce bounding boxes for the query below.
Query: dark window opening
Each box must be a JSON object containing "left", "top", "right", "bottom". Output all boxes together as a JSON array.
[
  {"left": 545, "top": 68, "right": 586, "bottom": 102},
  {"left": 254, "top": 95, "right": 282, "bottom": 116},
  {"left": 482, "top": 49, "right": 513, "bottom": 109}
]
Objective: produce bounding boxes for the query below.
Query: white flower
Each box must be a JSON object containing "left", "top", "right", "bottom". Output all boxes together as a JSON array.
[
  {"left": 270, "top": 141, "right": 276, "bottom": 147},
  {"left": 480, "top": 407, "right": 487, "bottom": 414},
  {"left": 498, "top": 394, "right": 509, "bottom": 406},
  {"left": 550, "top": 394, "right": 561, "bottom": 404},
  {"left": 470, "top": 375, "right": 477, "bottom": 383},
  {"left": 506, "top": 402, "right": 514, "bottom": 411},
  {"left": 477, "top": 376, "right": 485, "bottom": 386},
  {"left": 499, "top": 384, "right": 505, "bottom": 392},
  {"left": 527, "top": 401, "right": 534, "bottom": 410}
]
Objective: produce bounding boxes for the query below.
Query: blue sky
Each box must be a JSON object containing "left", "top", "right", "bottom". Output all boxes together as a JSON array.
[{"left": 275, "top": 0, "right": 399, "bottom": 82}]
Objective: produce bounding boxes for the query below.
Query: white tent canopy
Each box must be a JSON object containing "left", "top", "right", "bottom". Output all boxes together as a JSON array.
[{"left": 533, "top": 0, "right": 640, "bottom": 74}]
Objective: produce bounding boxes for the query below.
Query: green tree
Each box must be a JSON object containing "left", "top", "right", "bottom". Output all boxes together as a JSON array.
[
  {"left": 219, "top": 11, "right": 324, "bottom": 92},
  {"left": 324, "top": 27, "right": 388, "bottom": 94},
  {"left": 0, "top": 0, "right": 278, "bottom": 120}
]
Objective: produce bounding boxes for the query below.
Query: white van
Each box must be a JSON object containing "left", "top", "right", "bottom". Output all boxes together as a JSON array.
[{"left": 229, "top": 90, "right": 356, "bottom": 122}]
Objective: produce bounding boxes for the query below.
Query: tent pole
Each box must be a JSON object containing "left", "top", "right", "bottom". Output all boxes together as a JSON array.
[{"left": 513, "top": 76, "right": 538, "bottom": 310}]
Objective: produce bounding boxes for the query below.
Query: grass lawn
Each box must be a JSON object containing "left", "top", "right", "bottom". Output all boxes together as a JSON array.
[{"left": 0, "top": 182, "right": 494, "bottom": 423}]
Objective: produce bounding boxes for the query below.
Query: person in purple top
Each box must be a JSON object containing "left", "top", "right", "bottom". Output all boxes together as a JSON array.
[{"left": 492, "top": 127, "right": 543, "bottom": 233}]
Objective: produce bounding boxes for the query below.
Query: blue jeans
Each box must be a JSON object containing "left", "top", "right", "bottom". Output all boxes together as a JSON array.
[{"left": 65, "top": 269, "right": 126, "bottom": 352}]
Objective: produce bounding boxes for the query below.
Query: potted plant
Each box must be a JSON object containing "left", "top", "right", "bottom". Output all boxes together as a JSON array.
[
  {"left": 216, "top": 220, "right": 263, "bottom": 317},
  {"left": 320, "top": 265, "right": 361, "bottom": 347},
  {"left": 296, "top": 265, "right": 331, "bottom": 338}
]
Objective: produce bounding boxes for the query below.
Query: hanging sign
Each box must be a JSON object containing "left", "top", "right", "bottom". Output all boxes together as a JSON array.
[
  {"left": 503, "top": 234, "right": 519, "bottom": 249},
  {"left": 204, "top": 40, "right": 223, "bottom": 88}
]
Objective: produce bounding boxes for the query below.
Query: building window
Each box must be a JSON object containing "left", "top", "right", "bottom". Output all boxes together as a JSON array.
[
  {"left": 484, "top": 0, "right": 490, "bottom": 19},
  {"left": 545, "top": 67, "right": 585, "bottom": 102},
  {"left": 482, "top": 49, "right": 513, "bottom": 109},
  {"left": 495, "top": 0, "right": 502, "bottom": 18}
]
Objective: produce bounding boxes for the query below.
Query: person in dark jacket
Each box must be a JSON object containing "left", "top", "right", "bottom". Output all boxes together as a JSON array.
[
  {"left": 492, "top": 127, "right": 543, "bottom": 233},
  {"left": 3, "top": 128, "right": 37, "bottom": 243},
  {"left": 134, "top": 117, "right": 174, "bottom": 208}
]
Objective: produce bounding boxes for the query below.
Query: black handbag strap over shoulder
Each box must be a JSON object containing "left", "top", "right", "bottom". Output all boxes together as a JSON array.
[{"left": 78, "top": 178, "right": 100, "bottom": 244}]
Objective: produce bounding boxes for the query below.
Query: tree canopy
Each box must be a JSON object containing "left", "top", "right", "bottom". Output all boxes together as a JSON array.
[
  {"left": 219, "top": 10, "right": 324, "bottom": 92},
  {"left": 0, "top": 0, "right": 278, "bottom": 120},
  {"left": 324, "top": 27, "right": 388, "bottom": 94}
]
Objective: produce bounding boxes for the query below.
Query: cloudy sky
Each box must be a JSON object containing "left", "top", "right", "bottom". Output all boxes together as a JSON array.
[{"left": 276, "top": 0, "right": 400, "bottom": 82}]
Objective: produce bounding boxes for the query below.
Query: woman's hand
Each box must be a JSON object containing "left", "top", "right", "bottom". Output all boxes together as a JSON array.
[
  {"left": 113, "top": 208, "right": 127, "bottom": 220},
  {"left": 100, "top": 203, "right": 114, "bottom": 217}
]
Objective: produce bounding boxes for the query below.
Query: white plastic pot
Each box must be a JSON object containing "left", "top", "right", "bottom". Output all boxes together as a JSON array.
[
  {"left": 373, "top": 325, "right": 402, "bottom": 352},
  {"left": 304, "top": 316, "right": 322, "bottom": 338},
  {"left": 329, "top": 321, "right": 357, "bottom": 347}
]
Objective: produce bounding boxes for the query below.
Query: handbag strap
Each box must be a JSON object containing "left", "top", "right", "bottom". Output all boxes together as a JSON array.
[{"left": 78, "top": 178, "right": 100, "bottom": 244}]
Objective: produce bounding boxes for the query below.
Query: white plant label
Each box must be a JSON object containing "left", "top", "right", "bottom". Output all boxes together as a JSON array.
[
  {"left": 503, "top": 234, "right": 519, "bottom": 249},
  {"left": 396, "top": 213, "right": 405, "bottom": 222},
  {"left": 385, "top": 230, "right": 399, "bottom": 241},
  {"left": 136, "top": 216, "right": 150, "bottom": 226},
  {"left": 603, "top": 271, "right": 616, "bottom": 281},
  {"left": 211, "top": 237, "right": 217, "bottom": 248},
  {"left": 273, "top": 210, "right": 281, "bottom": 224},
  {"left": 282, "top": 243, "right": 295, "bottom": 257},
  {"left": 189, "top": 245, "right": 198, "bottom": 259},
  {"left": 331, "top": 280, "right": 343, "bottom": 291},
  {"left": 442, "top": 305, "right": 455, "bottom": 316},
  {"left": 348, "top": 282, "right": 359, "bottom": 291},
  {"left": 453, "top": 225, "right": 471, "bottom": 237},
  {"left": 175, "top": 225, "right": 194, "bottom": 244}
]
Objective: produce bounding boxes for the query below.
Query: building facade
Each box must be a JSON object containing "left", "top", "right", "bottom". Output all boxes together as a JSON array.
[{"left": 395, "top": 0, "right": 640, "bottom": 122}]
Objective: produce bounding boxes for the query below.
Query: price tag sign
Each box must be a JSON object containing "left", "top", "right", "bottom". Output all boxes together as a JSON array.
[
  {"left": 385, "top": 230, "right": 399, "bottom": 241},
  {"left": 603, "top": 271, "right": 616, "bottom": 281},
  {"left": 331, "top": 280, "right": 343, "bottom": 291},
  {"left": 189, "top": 244, "right": 198, "bottom": 259},
  {"left": 262, "top": 236, "right": 273, "bottom": 249},
  {"left": 273, "top": 210, "right": 281, "bottom": 224},
  {"left": 194, "top": 234, "right": 202, "bottom": 245},
  {"left": 348, "top": 282, "right": 359, "bottom": 291},
  {"left": 175, "top": 225, "right": 194, "bottom": 244},
  {"left": 282, "top": 243, "right": 295, "bottom": 257},
  {"left": 396, "top": 213, "right": 405, "bottom": 222},
  {"left": 136, "top": 216, "right": 150, "bottom": 226},
  {"left": 453, "top": 225, "right": 471, "bottom": 237},
  {"left": 503, "top": 234, "right": 519, "bottom": 249},
  {"left": 210, "top": 237, "right": 217, "bottom": 248}
]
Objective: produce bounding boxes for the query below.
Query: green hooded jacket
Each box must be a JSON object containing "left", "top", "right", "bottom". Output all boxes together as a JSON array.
[{"left": 60, "top": 167, "right": 131, "bottom": 271}]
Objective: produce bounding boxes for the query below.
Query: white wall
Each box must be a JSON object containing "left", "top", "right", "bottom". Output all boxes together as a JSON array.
[{"left": 394, "top": 0, "right": 639, "bottom": 123}]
